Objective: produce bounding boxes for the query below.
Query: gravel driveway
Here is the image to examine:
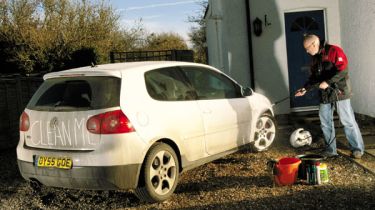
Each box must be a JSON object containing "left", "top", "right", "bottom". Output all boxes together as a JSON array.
[{"left": 1, "top": 130, "right": 375, "bottom": 210}]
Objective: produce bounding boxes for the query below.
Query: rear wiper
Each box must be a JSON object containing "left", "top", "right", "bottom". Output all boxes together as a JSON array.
[
  {"left": 54, "top": 105, "right": 93, "bottom": 111},
  {"left": 54, "top": 101, "right": 62, "bottom": 107}
]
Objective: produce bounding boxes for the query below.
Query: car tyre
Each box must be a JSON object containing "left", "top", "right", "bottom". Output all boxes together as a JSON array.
[
  {"left": 135, "top": 143, "right": 179, "bottom": 203},
  {"left": 251, "top": 112, "right": 277, "bottom": 152}
]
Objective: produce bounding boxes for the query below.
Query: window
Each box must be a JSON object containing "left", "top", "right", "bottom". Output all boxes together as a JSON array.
[
  {"left": 181, "top": 66, "right": 242, "bottom": 100},
  {"left": 291, "top": 16, "right": 319, "bottom": 32},
  {"left": 27, "top": 77, "right": 121, "bottom": 111},
  {"left": 145, "top": 67, "right": 197, "bottom": 101}
]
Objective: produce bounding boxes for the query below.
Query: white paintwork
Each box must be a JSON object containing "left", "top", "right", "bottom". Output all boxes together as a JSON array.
[
  {"left": 18, "top": 131, "right": 146, "bottom": 166},
  {"left": 17, "top": 61, "right": 274, "bottom": 180},
  {"left": 198, "top": 97, "right": 251, "bottom": 155}
]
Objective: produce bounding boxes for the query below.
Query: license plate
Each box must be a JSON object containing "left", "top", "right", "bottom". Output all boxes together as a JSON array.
[{"left": 36, "top": 156, "right": 73, "bottom": 169}]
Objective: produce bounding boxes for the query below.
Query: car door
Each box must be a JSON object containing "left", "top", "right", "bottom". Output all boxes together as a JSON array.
[
  {"left": 143, "top": 67, "right": 206, "bottom": 161},
  {"left": 181, "top": 66, "right": 252, "bottom": 155}
]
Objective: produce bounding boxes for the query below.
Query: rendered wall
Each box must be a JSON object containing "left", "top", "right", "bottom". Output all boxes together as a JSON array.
[
  {"left": 339, "top": 1, "right": 375, "bottom": 118},
  {"left": 206, "top": 0, "right": 375, "bottom": 117},
  {"left": 205, "top": 0, "right": 251, "bottom": 88},
  {"left": 249, "top": 0, "right": 340, "bottom": 114}
]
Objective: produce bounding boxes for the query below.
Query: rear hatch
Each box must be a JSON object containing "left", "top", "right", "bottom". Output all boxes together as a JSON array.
[{"left": 23, "top": 76, "right": 121, "bottom": 151}]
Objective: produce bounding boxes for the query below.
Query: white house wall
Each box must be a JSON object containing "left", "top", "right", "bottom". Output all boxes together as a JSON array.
[
  {"left": 205, "top": 0, "right": 223, "bottom": 73},
  {"left": 249, "top": 0, "right": 340, "bottom": 114},
  {"left": 206, "top": 0, "right": 374, "bottom": 117},
  {"left": 339, "top": 1, "right": 375, "bottom": 118},
  {"left": 205, "top": 0, "right": 251, "bottom": 87}
]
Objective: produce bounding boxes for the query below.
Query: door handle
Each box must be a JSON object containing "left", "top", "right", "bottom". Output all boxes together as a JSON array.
[{"left": 202, "top": 109, "right": 212, "bottom": 114}]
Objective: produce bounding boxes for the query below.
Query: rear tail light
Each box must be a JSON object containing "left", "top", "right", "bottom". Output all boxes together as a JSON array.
[
  {"left": 87, "top": 110, "right": 135, "bottom": 134},
  {"left": 20, "top": 111, "right": 30, "bottom": 131}
]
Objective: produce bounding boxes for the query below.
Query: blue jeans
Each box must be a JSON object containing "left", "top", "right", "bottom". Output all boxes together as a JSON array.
[{"left": 319, "top": 99, "right": 364, "bottom": 155}]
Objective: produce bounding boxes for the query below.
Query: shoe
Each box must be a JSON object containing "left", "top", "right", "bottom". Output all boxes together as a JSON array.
[
  {"left": 321, "top": 151, "right": 338, "bottom": 158},
  {"left": 352, "top": 150, "right": 363, "bottom": 159}
]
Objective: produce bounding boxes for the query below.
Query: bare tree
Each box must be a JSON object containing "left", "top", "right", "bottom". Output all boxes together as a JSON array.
[
  {"left": 0, "top": 0, "right": 124, "bottom": 73},
  {"left": 188, "top": 1, "right": 208, "bottom": 64},
  {"left": 0, "top": 0, "right": 195, "bottom": 74},
  {"left": 145, "top": 32, "right": 188, "bottom": 51}
]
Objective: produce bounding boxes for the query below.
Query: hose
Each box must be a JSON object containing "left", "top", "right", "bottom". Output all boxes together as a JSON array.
[
  {"left": 299, "top": 86, "right": 340, "bottom": 152},
  {"left": 271, "top": 88, "right": 309, "bottom": 107},
  {"left": 272, "top": 85, "right": 341, "bottom": 152}
]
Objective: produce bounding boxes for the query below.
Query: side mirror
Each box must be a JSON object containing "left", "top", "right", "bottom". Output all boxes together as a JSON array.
[{"left": 242, "top": 87, "right": 253, "bottom": 96}]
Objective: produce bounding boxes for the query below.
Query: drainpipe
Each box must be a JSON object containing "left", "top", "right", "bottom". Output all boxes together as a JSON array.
[
  {"left": 245, "top": 0, "right": 255, "bottom": 90},
  {"left": 208, "top": 0, "right": 224, "bottom": 72},
  {"left": 214, "top": 17, "right": 224, "bottom": 71}
]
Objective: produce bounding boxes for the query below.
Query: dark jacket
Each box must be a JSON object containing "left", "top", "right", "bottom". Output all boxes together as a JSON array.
[{"left": 304, "top": 42, "right": 352, "bottom": 103}]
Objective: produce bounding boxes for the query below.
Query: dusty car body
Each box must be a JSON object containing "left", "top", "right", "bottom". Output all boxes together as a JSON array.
[{"left": 17, "top": 61, "right": 276, "bottom": 202}]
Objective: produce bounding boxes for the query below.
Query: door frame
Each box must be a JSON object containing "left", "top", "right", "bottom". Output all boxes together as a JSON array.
[{"left": 284, "top": 8, "right": 328, "bottom": 112}]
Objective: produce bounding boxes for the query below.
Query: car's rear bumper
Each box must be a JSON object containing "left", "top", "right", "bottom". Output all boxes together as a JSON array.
[{"left": 17, "top": 159, "right": 141, "bottom": 190}]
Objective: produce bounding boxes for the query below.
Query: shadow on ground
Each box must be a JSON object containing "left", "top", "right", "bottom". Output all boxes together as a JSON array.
[{"left": 176, "top": 186, "right": 375, "bottom": 210}]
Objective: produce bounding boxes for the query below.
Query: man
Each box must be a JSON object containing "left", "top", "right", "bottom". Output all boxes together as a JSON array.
[{"left": 295, "top": 34, "right": 364, "bottom": 159}]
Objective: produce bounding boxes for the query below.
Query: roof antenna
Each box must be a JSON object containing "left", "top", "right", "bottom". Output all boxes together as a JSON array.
[{"left": 91, "top": 62, "right": 97, "bottom": 68}]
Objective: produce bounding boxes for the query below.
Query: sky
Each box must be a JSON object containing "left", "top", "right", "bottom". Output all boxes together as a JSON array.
[{"left": 110, "top": 0, "right": 206, "bottom": 46}]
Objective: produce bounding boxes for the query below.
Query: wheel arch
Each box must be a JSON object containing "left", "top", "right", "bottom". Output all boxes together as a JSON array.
[
  {"left": 252, "top": 108, "right": 275, "bottom": 128},
  {"left": 263, "top": 108, "right": 274, "bottom": 117},
  {"left": 137, "top": 138, "right": 182, "bottom": 188},
  {"left": 156, "top": 138, "right": 182, "bottom": 173}
]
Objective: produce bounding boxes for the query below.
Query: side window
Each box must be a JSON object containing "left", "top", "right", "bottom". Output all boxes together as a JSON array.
[
  {"left": 145, "top": 67, "right": 198, "bottom": 101},
  {"left": 181, "top": 66, "right": 242, "bottom": 99}
]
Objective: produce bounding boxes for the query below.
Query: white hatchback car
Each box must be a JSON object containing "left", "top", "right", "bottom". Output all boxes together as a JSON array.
[{"left": 17, "top": 61, "right": 276, "bottom": 202}]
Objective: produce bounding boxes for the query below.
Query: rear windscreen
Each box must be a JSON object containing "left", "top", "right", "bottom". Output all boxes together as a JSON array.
[{"left": 27, "top": 76, "right": 121, "bottom": 111}]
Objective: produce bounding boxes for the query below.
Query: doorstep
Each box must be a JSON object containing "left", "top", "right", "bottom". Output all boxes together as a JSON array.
[
  {"left": 366, "top": 149, "right": 375, "bottom": 157},
  {"left": 337, "top": 137, "right": 375, "bottom": 176}
]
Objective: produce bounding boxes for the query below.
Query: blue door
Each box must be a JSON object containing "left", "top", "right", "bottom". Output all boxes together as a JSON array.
[{"left": 284, "top": 10, "right": 325, "bottom": 108}]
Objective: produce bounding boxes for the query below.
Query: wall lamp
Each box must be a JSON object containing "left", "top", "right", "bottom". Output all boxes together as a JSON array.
[{"left": 253, "top": 17, "right": 262, "bottom": 37}]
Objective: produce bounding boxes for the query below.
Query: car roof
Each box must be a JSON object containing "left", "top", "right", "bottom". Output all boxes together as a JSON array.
[{"left": 43, "top": 61, "right": 218, "bottom": 80}]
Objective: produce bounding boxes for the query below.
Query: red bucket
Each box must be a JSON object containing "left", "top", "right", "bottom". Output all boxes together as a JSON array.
[{"left": 274, "top": 157, "right": 301, "bottom": 186}]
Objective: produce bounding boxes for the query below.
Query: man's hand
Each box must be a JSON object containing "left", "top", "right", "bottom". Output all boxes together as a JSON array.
[
  {"left": 319, "top": 81, "right": 329, "bottom": 90},
  {"left": 295, "top": 88, "right": 306, "bottom": 97}
]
